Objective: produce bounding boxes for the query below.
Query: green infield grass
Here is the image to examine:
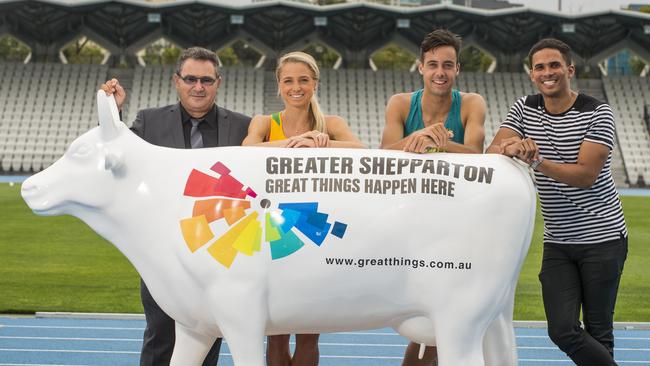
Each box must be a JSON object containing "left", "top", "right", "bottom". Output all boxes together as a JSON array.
[{"left": 1, "top": 183, "right": 648, "bottom": 320}]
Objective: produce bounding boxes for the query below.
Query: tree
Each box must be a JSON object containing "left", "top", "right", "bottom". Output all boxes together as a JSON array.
[
  {"left": 217, "top": 46, "right": 239, "bottom": 66},
  {"left": 0, "top": 35, "right": 30, "bottom": 62},
  {"left": 141, "top": 39, "right": 180, "bottom": 66},
  {"left": 62, "top": 38, "right": 105, "bottom": 64},
  {"left": 217, "top": 40, "right": 261, "bottom": 67},
  {"left": 630, "top": 55, "right": 648, "bottom": 76},
  {"left": 302, "top": 43, "right": 339, "bottom": 68},
  {"left": 459, "top": 46, "right": 492, "bottom": 72},
  {"left": 371, "top": 43, "right": 416, "bottom": 70}
]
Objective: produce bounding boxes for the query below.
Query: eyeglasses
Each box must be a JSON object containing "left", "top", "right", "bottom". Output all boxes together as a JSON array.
[{"left": 176, "top": 73, "right": 219, "bottom": 86}]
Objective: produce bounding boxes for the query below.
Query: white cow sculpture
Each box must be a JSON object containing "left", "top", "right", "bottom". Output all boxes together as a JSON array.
[{"left": 22, "top": 91, "right": 536, "bottom": 366}]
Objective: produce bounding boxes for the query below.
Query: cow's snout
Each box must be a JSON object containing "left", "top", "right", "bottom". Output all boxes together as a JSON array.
[
  {"left": 21, "top": 180, "right": 38, "bottom": 198},
  {"left": 21, "top": 176, "right": 56, "bottom": 215}
]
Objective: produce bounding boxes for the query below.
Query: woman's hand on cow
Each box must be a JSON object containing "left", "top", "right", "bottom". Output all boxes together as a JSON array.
[
  {"left": 297, "top": 130, "right": 330, "bottom": 148},
  {"left": 286, "top": 136, "right": 317, "bottom": 148}
]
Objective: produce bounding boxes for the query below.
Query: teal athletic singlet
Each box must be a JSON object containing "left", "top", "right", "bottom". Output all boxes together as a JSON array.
[{"left": 404, "top": 89, "right": 464, "bottom": 144}]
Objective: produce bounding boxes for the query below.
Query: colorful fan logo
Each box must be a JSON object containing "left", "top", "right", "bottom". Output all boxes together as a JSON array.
[{"left": 179, "top": 161, "right": 347, "bottom": 268}]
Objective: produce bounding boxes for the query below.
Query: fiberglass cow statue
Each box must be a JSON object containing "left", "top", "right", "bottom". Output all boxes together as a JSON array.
[{"left": 22, "top": 91, "right": 536, "bottom": 366}]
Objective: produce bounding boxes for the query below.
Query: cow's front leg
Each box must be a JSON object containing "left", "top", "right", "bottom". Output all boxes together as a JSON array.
[
  {"left": 221, "top": 325, "right": 265, "bottom": 366},
  {"left": 170, "top": 323, "right": 215, "bottom": 366},
  {"left": 215, "top": 288, "right": 267, "bottom": 366}
]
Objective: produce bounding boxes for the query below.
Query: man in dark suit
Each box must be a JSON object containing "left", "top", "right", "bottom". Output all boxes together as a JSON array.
[{"left": 101, "top": 47, "right": 251, "bottom": 366}]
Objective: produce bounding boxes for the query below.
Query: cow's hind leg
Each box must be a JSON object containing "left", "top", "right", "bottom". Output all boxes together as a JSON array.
[
  {"left": 483, "top": 284, "right": 517, "bottom": 366},
  {"left": 435, "top": 320, "right": 487, "bottom": 366},
  {"left": 170, "top": 323, "right": 215, "bottom": 366}
]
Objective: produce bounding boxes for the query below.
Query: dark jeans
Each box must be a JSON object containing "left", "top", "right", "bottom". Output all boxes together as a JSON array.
[
  {"left": 539, "top": 236, "right": 628, "bottom": 366},
  {"left": 140, "top": 279, "right": 222, "bottom": 366}
]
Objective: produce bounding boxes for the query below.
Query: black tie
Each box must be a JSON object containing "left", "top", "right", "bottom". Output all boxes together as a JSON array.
[{"left": 190, "top": 118, "right": 204, "bottom": 149}]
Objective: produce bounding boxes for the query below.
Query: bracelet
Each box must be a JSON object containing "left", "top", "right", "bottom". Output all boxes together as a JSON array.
[{"left": 425, "top": 147, "right": 445, "bottom": 153}]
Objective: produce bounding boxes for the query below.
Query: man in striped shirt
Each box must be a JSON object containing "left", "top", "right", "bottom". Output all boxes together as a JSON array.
[{"left": 487, "top": 38, "right": 627, "bottom": 366}]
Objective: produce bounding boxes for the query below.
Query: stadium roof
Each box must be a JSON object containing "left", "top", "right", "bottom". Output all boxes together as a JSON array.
[{"left": 1, "top": 0, "right": 649, "bottom": 69}]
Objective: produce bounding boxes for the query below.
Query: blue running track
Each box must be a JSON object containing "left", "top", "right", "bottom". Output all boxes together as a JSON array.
[{"left": 1, "top": 316, "right": 649, "bottom": 365}]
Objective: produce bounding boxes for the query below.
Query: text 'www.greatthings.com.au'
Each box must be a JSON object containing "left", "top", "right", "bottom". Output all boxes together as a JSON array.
[{"left": 325, "top": 257, "right": 473, "bottom": 270}]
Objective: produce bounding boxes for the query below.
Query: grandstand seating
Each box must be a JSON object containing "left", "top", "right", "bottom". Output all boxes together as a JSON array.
[
  {"left": 0, "top": 62, "right": 106, "bottom": 172},
  {"left": 457, "top": 72, "right": 538, "bottom": 145},
  {"left": 318, "top": 69, "right": 421, "bottom": 148},
  {"left": 1, "top": 63, "right": 648, "bottom": 187},
  {"left": 603, "top": 76, "right": 650, "bottom": 186}
]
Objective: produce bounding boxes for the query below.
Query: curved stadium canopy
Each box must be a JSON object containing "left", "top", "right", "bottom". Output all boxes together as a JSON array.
[{"left": 0, "top": 0, "right": 649, "bottom": 70}]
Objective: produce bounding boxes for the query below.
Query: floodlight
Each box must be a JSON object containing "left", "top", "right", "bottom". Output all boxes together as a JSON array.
[
  {"left": 230, "top": 15, "right": 244, "bottom": 25},
  {"left": 562, "top": 23, "right": 575, "bottom": 33},
  {"left": 314, "top": 16, "right": 327, "bottom": 27},
  {"left": 397, "top": 18, "right": 410, "bottom": 29},
  {"left": 148, "top": 13, "right": 161, "bottom": 23}
]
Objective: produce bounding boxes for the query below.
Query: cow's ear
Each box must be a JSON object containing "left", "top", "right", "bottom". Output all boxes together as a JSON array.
[
  {"left": 97, "top": 90, "right": 120, "bottom": 140},
  {"left": 104, "top": 150, "right": 124, "bottom": 172}
]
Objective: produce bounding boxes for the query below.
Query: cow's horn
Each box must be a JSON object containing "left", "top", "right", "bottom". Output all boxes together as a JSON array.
[{"left": 97, "top": 89, "right": 121, "bottom": 140}]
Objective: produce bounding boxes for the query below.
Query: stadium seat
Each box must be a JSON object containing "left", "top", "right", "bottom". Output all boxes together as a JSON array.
[
  {"left": 2, "top": 62, "right": 648, "bottom": 186},
  {"left": 603, "top": 75, "right": 650, "bottom": 186}
]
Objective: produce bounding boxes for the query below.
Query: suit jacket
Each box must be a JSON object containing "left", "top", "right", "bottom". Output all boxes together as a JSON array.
[{"left": 130, "top": 103, "right": 251, "bottom": 148}]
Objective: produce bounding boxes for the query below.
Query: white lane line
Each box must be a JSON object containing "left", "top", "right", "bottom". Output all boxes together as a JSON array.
[
  {"left": 517, "top": 335, "right": 650, "bottom": 341},
  {"left": 0, "top": 348, "right": 139, "bottom": 354},
  {"left": 3, "top": 326, "right": 648, "bottom": 340},
  {"left": 521, "top": 361, "right": 650, "bottom": 365},
  {"left": 0, "top": 364, "right": 95, "bottom": 366},
  {"left": 1, "top": 339, "right": 647, "bottom": 353},
  {"left": 1, "top": 335, "right": 648, "bottom": 349},
  {"left": 0, "top": 326, "right": 142, "bottom": 331},
  {"left": 0, "top": 336, "right": 140, "bottom": 342},
  {"left": 320, "top": 355, "right": 403, "bottom": 359},
  {"left": 0, "top": 351, "right": 648, "bottom": 364},
  {"left": 333, "top": 332, "right": 399, "bottom": 336},
  {"left": 518, "top": 346, "right": 650, "bottom": 351},
  {"left": 0, "top": 362, "right": 636, "bottom": 366},
  {"left": 310, "top": 342, "right": 407, "bottom": 347},
  {"left": 0, "top": 338, "right": 405, "bottom": 348}
]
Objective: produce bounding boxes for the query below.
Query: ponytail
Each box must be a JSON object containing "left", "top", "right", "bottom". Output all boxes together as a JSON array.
[{"left": 309, "top": 94, "right": 327, "bottom": 133}]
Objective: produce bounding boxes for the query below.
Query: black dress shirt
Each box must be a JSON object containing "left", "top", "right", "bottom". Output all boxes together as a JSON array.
[{"left": 180, "top": 104, "right": 219, "bottom": 148}]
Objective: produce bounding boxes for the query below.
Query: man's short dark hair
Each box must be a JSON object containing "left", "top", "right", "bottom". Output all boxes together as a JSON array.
[
  {"left": 528, "top": 38, "right": 572, "bottom": 67},
  {"left": 420, "top": 29, "right": 462, "bottom": 62},
  {"left": 175, "top": 47, "right": 220, "bottom": 77}
]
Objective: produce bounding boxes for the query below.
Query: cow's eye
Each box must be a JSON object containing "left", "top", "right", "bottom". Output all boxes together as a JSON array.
[{"left": 71, "top": 143, "right": 91, "bottom": 158}]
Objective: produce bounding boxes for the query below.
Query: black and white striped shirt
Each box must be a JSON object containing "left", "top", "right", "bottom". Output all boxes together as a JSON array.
[{"left": 502, "top": 93, "right": 627, "bottom": 245}]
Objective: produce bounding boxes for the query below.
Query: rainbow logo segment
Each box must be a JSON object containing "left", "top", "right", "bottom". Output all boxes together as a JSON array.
[{"left": 179, "top": 161, "right": 347, "bottom": 268}]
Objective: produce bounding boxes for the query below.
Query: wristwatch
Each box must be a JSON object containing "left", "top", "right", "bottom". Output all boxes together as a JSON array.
[{"left": 529, "top": 156, "right": 544, "bottom": 171}]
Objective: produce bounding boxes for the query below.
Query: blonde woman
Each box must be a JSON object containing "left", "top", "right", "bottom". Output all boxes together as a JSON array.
[
  {"left": 243, "top": 52, "right": 364, "bottom": 365},
  {"left": 243, "top": 52, "right": 364, "bottom": 150}
]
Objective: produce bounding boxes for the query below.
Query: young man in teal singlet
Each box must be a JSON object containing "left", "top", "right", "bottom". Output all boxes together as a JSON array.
[
  {"left": 381, "top": 29, "right": 487, "bottom": 366},
  {"left": 381, "top": 29, "right": 486, "bottom": 155}
]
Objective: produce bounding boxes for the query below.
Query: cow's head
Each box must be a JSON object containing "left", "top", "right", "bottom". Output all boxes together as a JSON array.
[{"left": 22, "top": 91, "right": 128, "bottom": 217}]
